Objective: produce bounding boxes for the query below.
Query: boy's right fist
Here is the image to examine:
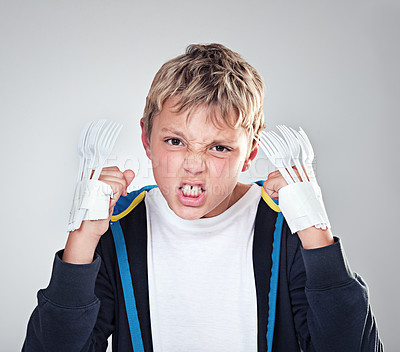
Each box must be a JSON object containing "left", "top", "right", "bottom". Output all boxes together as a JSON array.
[
  {"left": 98, "top": 166, "right": 135, "bottom": 218},
  {"left": 63, "top": 167, "right": 134, "bottom": 264},
  {"left": 87, "top": 166, "right": 135, "bottom": 235}
]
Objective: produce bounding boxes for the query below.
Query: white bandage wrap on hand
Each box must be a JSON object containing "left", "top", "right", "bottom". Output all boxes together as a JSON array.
[
  {"left": 278, "top": 181, "right": 331, "bottom": 234},
  {"left": 68, "top": 180, "right": 113, "bottom": 232}
]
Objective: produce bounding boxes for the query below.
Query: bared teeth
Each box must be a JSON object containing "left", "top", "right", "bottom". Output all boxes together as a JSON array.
[{"left": 181, "top": 184, "right": 203, "bottom": 197}]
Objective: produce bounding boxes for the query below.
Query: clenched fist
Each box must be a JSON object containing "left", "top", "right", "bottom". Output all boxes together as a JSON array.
[{"left": 63, "top": 167, "right": 135, "bottom": 264}]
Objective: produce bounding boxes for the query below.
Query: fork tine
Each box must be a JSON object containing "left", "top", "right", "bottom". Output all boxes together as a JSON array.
[
  {"left": 77, "top": 121, "right": 93, "bottom": 181},
  {"left": 82, "top": 119, "right": 107, "bottom": 180},
  {"left": 87, "top": 119, "right": 108, "bottom": 174},
  {"left": 258, "top": 132, "right": 281, "bottom": 161},
  {"left": 263, "top": 133, "right": 279, "bottom": 156},
  {"left": 276, "top": 126, "right": 293, "bottom": 155},
  {"left": 267, "top": 130, "right": 300, "bottom": 182},
  {"left": 98, "top": 121, "right": 115, "bottom": 149},
  {"left": 289, "top": 127, "right": 308, "bottom": 162},
  {"left": 290, "top": 127, "right": 316, "bottom": 181},
  {"left": 261, "top": 131, "right": 280, "bottom": 153},
  {"left": 91, "top": 121, "right": 123, "bottom": 180},
  {"left": 270, "top": 130, "right": 290, "bottom": 155},
  {"left": 299, "top": 127, "right": 314, "bottom": 155},
  {"left": 279, "top": 125, "right": 308, "bottom": 182},
  {"left": 258, "top": 132, "right": 294, "bottom": 184},
  {"left": 96, "top": 121, "right": 115, "bottom": 156},
  {"left": 258, "top": 135, "right": 273, "bottom": 156},
  {"left": 269, "top": 131, "right": 288, "bottom": 156},
  {"left": 279, "top": 126, "right": 296, "bottom": 154},
  {"left": 260, "top": 144, "right": 294, "bottom": 184},
  {"left": 109, "top": 124, "right": 123, "bottom": 148},
  {"left": 259, "top": 139, "right": 274, "bottom": 157},
  {"left": 104, "top": 122, "right": 122, "bottom": 150},
  {"left": 278, "top": 125, "right": 294, "bottom": 149}
]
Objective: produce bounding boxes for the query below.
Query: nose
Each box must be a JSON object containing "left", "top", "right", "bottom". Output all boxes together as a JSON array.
[{"left": 183, "top": 153, "right": 205, "bottom": 176}]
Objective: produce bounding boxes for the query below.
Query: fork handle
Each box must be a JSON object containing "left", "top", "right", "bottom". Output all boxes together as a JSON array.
[
  {"left": 285, "top": 163, "right": 300, "bottom": 182},
  {"left": 92, "top": 158, "right": 107, "bottom": 180},
  {"left": 305, "top": 162, "right": 317, "bottom": 183},
  {"left": 277, "top": 167, "right": 295, "bottom": 184},
  {"left": 77, "top": 156, "right": 85, "bottom": 181},
  {"left": 293, "top": 159, "right": 309, "bottom": 182}
]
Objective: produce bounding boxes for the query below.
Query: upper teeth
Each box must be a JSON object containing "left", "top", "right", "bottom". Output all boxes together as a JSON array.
[{"left": 181, "top": 184, "right": 203, "bottom": 197}]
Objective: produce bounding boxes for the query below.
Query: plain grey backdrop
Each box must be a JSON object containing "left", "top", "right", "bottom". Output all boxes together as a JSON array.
[{"left": 1, "top": 0, "right": 399, "bottom": 350}]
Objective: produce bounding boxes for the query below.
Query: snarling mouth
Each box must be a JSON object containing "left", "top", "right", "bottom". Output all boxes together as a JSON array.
[{"left": 179, "top": 184, "right": 205, "bottom": 197}]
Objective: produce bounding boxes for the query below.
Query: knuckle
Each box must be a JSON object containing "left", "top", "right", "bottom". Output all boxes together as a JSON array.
[
  {"left": 113, "top": 170, "right": 124, "bottom": 179},
  {"left": 101, "top": 166, "right": 118, "bottom": 174}
]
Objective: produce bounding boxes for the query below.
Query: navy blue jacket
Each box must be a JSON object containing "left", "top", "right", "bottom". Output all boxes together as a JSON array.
[{"left": 23, "top": 187, "right": 383, "bottom": 351}]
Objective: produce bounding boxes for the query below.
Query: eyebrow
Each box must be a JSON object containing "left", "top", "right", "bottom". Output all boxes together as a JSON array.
[
  {"left": 160, "top": 128, "right": 186, "bottom": 138},
  {"left": 160, "top": 128, "right": 237, "bottom": 145}
]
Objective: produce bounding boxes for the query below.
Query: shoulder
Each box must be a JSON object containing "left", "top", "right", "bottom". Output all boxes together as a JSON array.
[{"left": 111, "top": 185, "right": 158, "bottom": 222}]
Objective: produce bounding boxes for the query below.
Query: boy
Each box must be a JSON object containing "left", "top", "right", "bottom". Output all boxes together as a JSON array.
[{"left": 23, "top": 44, "right": 383, "bottom": 351}]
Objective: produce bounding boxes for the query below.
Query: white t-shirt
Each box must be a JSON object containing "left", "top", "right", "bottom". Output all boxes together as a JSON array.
[{"left": 145, "top": 184, "right": 262, "bottom": 352}]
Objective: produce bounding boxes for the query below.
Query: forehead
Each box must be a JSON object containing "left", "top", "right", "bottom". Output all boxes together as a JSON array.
[{"left": 153, "top": 97, "right": 244, "bottom": 139}]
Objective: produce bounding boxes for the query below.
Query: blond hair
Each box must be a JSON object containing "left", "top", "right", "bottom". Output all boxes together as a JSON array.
[{"left": 142, "top": 43, "right": 265, "bottom": 152}]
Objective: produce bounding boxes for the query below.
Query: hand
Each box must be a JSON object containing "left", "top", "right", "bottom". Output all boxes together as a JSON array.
[
  {"left": 262, "top": 170, "right": 288, "bottom": 200},
  {"left": 263, "top": 168, "right": 334, "bottom": 249},
  {"left": 263, "top": 165, "right": 311, "bottom": 200},
  {"left": 85, "top": 166, "right": 135, "bottom": 235},
  {"left": 63, "top": 167, "right": 135, "bottom": 264},
  {"left": 99, "top": 166, "right": 135, "bottom": 221}
]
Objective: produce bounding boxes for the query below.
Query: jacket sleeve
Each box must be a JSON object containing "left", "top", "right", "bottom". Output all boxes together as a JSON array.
[
  {"left": 289, "top": 236, "right": 384, "bottom": 351},
  {"left": 22, "top": 250, "right": 114, "bottom": 351}
]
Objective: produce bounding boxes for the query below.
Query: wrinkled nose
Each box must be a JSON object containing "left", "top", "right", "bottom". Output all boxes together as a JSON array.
[{"left": 183, "top": 153, "right": 205, "bottom": 176}]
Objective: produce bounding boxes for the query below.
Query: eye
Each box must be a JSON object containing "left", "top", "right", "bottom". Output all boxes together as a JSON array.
[
  {"left": 166, "top": 138, "right": 183, "bottom": 146},
  {"left": 211, "top": 145, "right": 231, "bottom": 152}
]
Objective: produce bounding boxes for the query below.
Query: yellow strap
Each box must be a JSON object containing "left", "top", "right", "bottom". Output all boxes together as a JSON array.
[
  {"left": 110, "top": 187, "right": 280, "bottom": 222},
  {"left": 261, "top": 187, "right": 281, "bottom": 213},
  {"left": 110, "top": 191, "right": 146, "bottom": 222}
]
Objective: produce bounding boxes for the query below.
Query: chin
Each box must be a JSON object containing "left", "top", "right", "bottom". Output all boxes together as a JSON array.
[{"left": 170, "top": 204, "right": 206, "bottom": 220}]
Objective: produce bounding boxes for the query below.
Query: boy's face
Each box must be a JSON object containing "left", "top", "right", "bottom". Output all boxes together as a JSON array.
[{"left": 141, "top": 97, "right": 257, "bottom": 220}]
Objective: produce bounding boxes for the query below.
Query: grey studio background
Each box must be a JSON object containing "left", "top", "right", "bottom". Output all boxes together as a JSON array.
[{"left": 1, "top": 0, "right": 398, "bottom": 351}]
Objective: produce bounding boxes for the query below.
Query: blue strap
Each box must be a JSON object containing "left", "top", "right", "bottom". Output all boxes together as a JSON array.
[
  {"left": 110, "top": 220, "right": 145, "bottom": 352},
  {"left": 266, "top": 211, "right": 284, "bottom": 352},
  {"left": 111, "top": 184, "right": 283, "bottom": 352}
]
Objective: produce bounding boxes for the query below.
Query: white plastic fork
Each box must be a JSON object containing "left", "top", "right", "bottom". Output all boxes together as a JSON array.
[
  {"left": 256, "top": 135, "right": 294, "bottom": 184},
  {"left": 76, "top": 121, "right": 93, "bottom": 181},
  {"left": 290, "top": 127, "right": 317, "bottom": 183},
  {"left": 70, "top": 119, "right": 124, "bottom": 231},
  {"left": 264, "top": 131, "right": 300, "bottom": 182},
  {"left": 92, "top": 121, "right": 123, "bottom": 180},
  {"left": 277, "top": 125, "right": 309, "bottom": 182},
  {"left": 71, "top": 119, "right": 110, "bottom": 230},
  {"left": 290, "top": 127, "right": 324, "bottom": 228},
  {"left": 82, "top": 119, "right": 107, "bottom": 180}
]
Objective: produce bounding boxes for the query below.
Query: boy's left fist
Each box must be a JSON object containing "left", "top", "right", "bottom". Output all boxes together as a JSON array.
[
  {"left": 263, "top": 167, "right": 331, "bottom": 235},
  {"left": 263, "top": 166, "right": 306, "bottom": 200},
  {"left": 262, "top": 170, "right": 288, "bottom": 200}
]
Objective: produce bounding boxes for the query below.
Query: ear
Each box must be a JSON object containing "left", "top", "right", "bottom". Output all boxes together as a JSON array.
[
  {"left": 140, "top": 118, "right": 152, "bottom": 159},
  {"left": 241, "top": 144, "right": 258, "bottom": 172}
]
